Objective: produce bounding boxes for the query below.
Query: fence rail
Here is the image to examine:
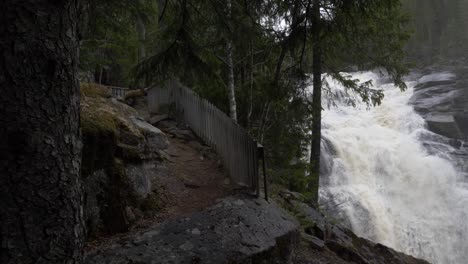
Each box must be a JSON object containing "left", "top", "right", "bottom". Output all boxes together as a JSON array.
[
  {"left": 108, "top": 86, "right": 129, "bottom": 99},
  {"left": 148, "top": 80, "right": 260, "bottom": 194}
]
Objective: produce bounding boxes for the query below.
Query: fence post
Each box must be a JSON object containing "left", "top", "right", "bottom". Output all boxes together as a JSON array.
[
  {"left": 257, "top": 144, "right": 267, "bottom": 201},
  {"left": 146, "top": 81, "right": 268, "bottom": 200}
]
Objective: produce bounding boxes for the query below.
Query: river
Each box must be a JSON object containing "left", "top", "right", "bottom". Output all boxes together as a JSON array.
[{"left": 318, "top": 71, "right": 468, "bottom": 264}]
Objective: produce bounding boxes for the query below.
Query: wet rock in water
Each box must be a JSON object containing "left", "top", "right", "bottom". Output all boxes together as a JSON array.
[
  {"left": 454, "top": 113, "right": 468, "bottom": 138},
  {"left": 426, "top": 114, "right": 463, "bottom": 139},
  {"left": 279, "top": 191, "right": 430, "bottom": 264},
  {"left": 414, "top": 79, "right": 456, "bottom": 91},
  {"left": 410, "top": 69, "right": 468, "bottom": 141}
]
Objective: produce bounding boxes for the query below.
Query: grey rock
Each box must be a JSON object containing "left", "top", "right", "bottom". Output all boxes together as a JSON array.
[
  {"left": 83, "top": 170, "right": 108, "bottom": 237},
  {"left": 158, "top": 120, "right": 178, "bottom": 130},
  {"left": 126, "top": 162, "right": 173, "bottom": 199},
  {"left": 326, "top": 240, "right": 369, "bottom": 264},
  {"left": 302, "top": 233, "right": 325, "bottom": 250},
  {"left": 85, "top": 196, "right": 299, "bottom": 264},
  {"left": 426, "top": 114, "right": 463, "bottom": 139},
  {"left": 278, "top": 190, "right": 303, "bottom": 201},
  {"left": 414, "top": 80, "right": 456, "bottom": 91},
  {"left": 170, "top": 128, "right": 196, "bottom": 141},
  {"left": 454, "top": 113, "right": 468, "bottom": 138},
  {"left": 410, "top": 69, "right": 468, "bottom": 140},
  {"left": 149, "top": 114, "right": 169, "bottom": 125},
  {"left": 126, "top": 163, "right": 153, "bottom": 198},
  {"left": 191, "top": 228, "right": 201, "bottom": 235},
  {"left": 131, "top": 116, "right": 169, "bottom": 150},
  {"left": 125, "top": 206, "right": 137, "bottom": 223},
  {"left": 279, "top": 191, "right": 429, "bottom": 264}
]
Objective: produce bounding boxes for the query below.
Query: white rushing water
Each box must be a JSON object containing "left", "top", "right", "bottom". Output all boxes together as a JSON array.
[{"left": 318, "top": 71, "right": 468, "bottom": 264}]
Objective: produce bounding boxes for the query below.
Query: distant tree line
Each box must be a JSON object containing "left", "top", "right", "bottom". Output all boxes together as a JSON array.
[{"left": 403, "top": 0, "right": 468, "bottom": 65}]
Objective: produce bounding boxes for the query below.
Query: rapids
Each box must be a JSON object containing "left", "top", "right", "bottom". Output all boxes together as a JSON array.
[{"left": 318, "top": 71, "right": 468, "bottom": 264}]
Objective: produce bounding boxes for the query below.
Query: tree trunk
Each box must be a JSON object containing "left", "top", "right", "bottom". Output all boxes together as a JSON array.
[
  {"left": 247, "top": 41, "right": 254, "bottom": 129},
  {"left": 309, "top": 0, "right": 322, "bottom": 204},
  {"left": 136, "top": 9, "right": 146, "bottom": 62},
  {"left": 226, "top": 0, "right": 237, "bottom": 122},
  {"left": 0, "top": 1, "right": 84, "bottom": 263}
]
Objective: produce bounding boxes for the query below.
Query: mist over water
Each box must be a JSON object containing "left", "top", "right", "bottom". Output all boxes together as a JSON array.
[{"left": 318, "top": 72, "right": 468, "bottom": 264}]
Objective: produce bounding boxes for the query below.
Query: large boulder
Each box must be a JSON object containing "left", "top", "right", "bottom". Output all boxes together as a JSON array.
[
  {"left": 84, "top": 196, "right": 300, "bottom": 264},
  {"left": 425, "top": 114, "right": 463, "bottom": 139},
  {"left": 278, "top": 190, "right": 430, "bottom": 264},
  {"left": 80, "top": 84, "right": 169, "bottom": 238},
  {"left": 130, "top": 116, "right": 169, "bottom": 150},
  {"left": 410, "top": 68, "right": 468, "bottom": 140}
]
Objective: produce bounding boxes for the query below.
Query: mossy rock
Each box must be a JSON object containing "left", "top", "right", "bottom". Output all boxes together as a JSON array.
[
  {"left": 81, "top": 108, "right": 117, "bottom": 137},
  {"left": 115, "top": 143, "right": 143, "bottom": 162},
  {"left": 81, "top": 108, "right": 118, "bottom": 177},
  {"left": 140, "top": 192, "right": 160, "bottom": 211},
  {"left": 80, "top": 82, "right": 112, "bottom": 98},
  {"left": 80, "top": 93, "right": 145, "bottom": 174},
  {"left": 124, "top": 89, "right": 146, "bottom": 101}
]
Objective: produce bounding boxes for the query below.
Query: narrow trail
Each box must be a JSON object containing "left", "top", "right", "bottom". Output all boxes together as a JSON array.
[
  {"left": 159, "top": 133, "right": 229, "bottom": 219},
  {"left": 86, "top": 121, "right": 230, "bottom": 251},
  {"left": 133, "top": 123, "right": 231, "bottom": 229}
]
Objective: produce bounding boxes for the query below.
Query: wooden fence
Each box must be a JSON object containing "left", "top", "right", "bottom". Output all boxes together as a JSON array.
[
  {"left": 147, "top": 80, "right": 260, "bottom": 195},
  {"left": 108, "top": 86, "right": 129, "bottom": 99}
]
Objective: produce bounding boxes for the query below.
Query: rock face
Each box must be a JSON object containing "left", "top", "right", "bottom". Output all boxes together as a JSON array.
[
  {"left": 279, "top": 191, "right": 430, "bottom": 264},
  {"left": 409, "top": 67, "right": 468, "bottom": 177},
  {"left": 80, "top": 87, "right": 169, "bottom": 238},
  {"left": 410, "top": 68, "right": 468, "bottom": 141},
  {"left": 130, "top": 116, "right": 169, "bottom": 150},
  {"left": 84, "top": 196, "right": 300, "bottom": 264}
]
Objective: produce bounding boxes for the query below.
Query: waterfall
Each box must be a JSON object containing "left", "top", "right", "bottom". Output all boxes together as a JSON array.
[{"left": 318, "top": 71, "right": 468, "bottom": 264}]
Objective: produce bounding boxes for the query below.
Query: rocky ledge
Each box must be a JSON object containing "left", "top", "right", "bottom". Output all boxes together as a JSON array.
[
  {"left": 84, "top": 196, "right": 299, "bottom": 264},
  {"left": 409, "top": 67, "right": 468, "bottom": 175},
  {"left": 278, "top": 191, "right": 430, "bottom": 264},
  {"left": 410, "top": 67, "right": 468, "bottom": 141},
  {"left": 84, "top": 190, "right": 430, "bottom": 264},
  {"left": 80, "top": 83, "right": 170, "bottom": 238}
]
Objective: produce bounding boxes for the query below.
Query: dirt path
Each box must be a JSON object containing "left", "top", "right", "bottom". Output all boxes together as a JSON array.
[
  {"left": 85, "top": 123, "right": 230, "bottom": 251},
  {"left": 159, "top": 133, "right": 229, "bottom": 218}
]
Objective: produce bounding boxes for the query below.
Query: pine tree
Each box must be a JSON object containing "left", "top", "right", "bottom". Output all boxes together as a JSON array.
[{"left": 0, "top": 1, "right": 84, "bottom": 263}]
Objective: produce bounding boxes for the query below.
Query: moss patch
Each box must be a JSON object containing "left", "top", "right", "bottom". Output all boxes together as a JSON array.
[
  {"left": 81, "top": 103, "right": 118, "bottom": 176},
  {"left": 140, "top": 192, "right": 160, "bottom": 211},
  {"left": 80, "top": 82, "right": 111, "bottom": 98},
  {"left": 81, "top": 108, "right": 117, "bottom": 136},
  {"left": 124, "top": 89, "right": 146, "bottom": 100}
]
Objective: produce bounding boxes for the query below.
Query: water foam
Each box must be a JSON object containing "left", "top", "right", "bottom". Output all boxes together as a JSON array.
[{"left": 318, "top": 71, "right": 468, "bottom": 264}]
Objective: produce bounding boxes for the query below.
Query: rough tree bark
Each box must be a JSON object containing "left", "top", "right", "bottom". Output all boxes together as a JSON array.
[
  {"left": 136, "top": 1, "right": 146, "bottom": 62},
  {"left": 0, "top": 1, "right": 84, "bottom": 263},
  {"left": 226, "top": 0, "right": 237, "bottom": 122},
  {"left": 309, "top": 0, "right": 322, "bottom": 203}
]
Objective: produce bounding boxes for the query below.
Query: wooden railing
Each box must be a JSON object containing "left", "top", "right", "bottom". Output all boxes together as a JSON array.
[
  {"left": 108, "top": 86, "right": 129, "bottom": 99},
  {"left": 147, "top": 80, "right": 261, "bottom": 195}
]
